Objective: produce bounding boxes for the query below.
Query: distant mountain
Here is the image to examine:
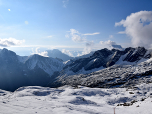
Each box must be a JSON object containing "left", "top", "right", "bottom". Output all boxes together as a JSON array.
[
  {"left": 0, "top": 48, "right": 64, "bottom": 91},
  {"left": 111, "top": 44, "right": 123, "bottom": 50},
  {"left": 46, "top": 49, "right": 73, "bottom": 61},
  {"left": 25, "top": 54, "right": 63, "bottom": 76},
  {"left": 68, "top": 50, "right": 83, "bottom": 57}
]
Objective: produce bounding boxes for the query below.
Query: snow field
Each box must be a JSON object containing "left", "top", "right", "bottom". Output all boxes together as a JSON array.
[{"left": 0, "top": 83, "right": 152, "bottom": 114}]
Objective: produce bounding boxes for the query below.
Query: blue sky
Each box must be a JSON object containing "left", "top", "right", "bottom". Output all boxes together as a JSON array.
[{"left": 0, "top": 0, "right": 152, "bottom": 56}]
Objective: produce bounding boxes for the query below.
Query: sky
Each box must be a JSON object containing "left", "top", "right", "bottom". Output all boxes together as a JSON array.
[{"left": 0, "top": 0, "right": 152, "bottom": 56}]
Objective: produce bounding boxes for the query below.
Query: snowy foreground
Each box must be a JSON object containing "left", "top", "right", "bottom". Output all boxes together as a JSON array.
[{"left": 0, "top": 84, "right": 152, "bottom": 114}]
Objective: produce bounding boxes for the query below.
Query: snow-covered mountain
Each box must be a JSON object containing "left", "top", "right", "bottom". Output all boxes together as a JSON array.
[
  {"left": 52, "top": 47, "right": 152, "bottom": 88},
  {"left": 46, "top": 49, "right": 73, "bottom": 61},
  {"left": 58, "top": 47, "right": 150, "bottom": 78},
  {"left": 111, "top": 44, "right": 124, "bottom": 50},
  {"left": 0, "top": 47, "right": 152, "bottom": 114},
  {"left": 24, "top": 54, "right": 63, "bottom": 76},
  {"left": 0, "top": 48, "right": 64, "bottom": 91},
  {"left": 0, "top": 47, "right": 152, "bottom": 91},
  {"left": 57, "top": 58, "right": 152, "bottom": 88}
]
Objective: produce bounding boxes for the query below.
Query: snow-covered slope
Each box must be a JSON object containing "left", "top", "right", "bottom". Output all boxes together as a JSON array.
[
  {"left": 0, "top": 83, "right": 152, "bottom": 114},
  {"left": 58, "top": 47, "right": 151, "bottom": 78},
  {"left": 25, "top": 54, "right": 64, "bottom": 76},
  {"left": 0, "top": 48, "right": 64, "bottom": 91},
  {"left": 56, "top": 55, "right": 152, "bottom": 88},
  {"left": 1, "top": 47, "right": 152, "bottom": 113}
]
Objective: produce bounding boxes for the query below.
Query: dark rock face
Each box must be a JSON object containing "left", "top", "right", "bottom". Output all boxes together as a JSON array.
[
  {"left": 56, "top": 47, "right": 152, "bottom": 88},
  {"left": 62, "top": 47, "right": 149, "bottom": 73},
  {"left": 0, "top": 49, "right": 28, "bottom": 91},
  {"left": 63, "top": 48, "right": 114, "bottom": 73},
  {"left": 0, "top": 49, "right": 56, "bottom": 92},
  {"left": 106, "top": 50, "right": 125, "bottom": 67},
  {"left": 58, "top": 61, "right": 152, "bottom": 88},
  {"left": 123, "top": 47, "right": 147, "bottom": 62}
]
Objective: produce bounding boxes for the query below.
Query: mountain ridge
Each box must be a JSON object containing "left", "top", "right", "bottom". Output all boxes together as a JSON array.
[
  {"left": 0, "top": 48, "right": 64, "bottom": 91},
  {"left": 0, "top": 47, "right": 152, "bottom": 91}
]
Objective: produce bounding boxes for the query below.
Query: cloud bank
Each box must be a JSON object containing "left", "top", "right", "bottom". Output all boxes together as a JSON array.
[
  {"left": 62, "top": 49, "right": 74, "bottom": 57},
  {"left": 31, "top": 47, "right": 48, "bottom": 57},
  {"left": 99, "top": 40, "right": 122, "bottom": 50},
  {"left": 115, "top": 11, "right": 152, "bottom": 48},
  {"left": 82, "top": 41, "right": 94, "bottom": 55},
  {"left": 100, "top": 40, "right": 116, "bottom": 46},
  {"left": 0, "top": 37, "right": 25, "bottom": 47}
]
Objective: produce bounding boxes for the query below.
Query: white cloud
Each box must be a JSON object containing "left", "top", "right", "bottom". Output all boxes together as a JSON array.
[
  {"left": 115, "top": 11, "right": 152, "bottom": 48},
  {"left": 70, "top": 29, "right": 79, "bottom": 35},
  {"left": 82, "top": 41, "right": 94, "bottom": 55},
  {"left": 31, "top": 47, "right": 48, "bottom": 57},
  {"left": 0, "top": 37, "right": 25, "bottom": 47},
  {"left": 63, "top": 0, "right": 69, "bottom": 8},
  {"left": 47, "top": 36, "right": 53, "bottom": 38},
  {"left": 67, "top": 29, "right": 100, "bottom": 42},
  {"left": 83, "top": 32, "right": 100, "bottom": 36},
  {"left": 100, "top": 40, "right": 116, "bottom": 45},
  {"left": 117, "top": 31, "right": 126, "bottom": 34},
  {"left": 99, "top": 40, "right": 123, "bottom": 50},
  {"left": 69, "top": 29, "right": 86, "bottom": 42},
  {"left": 72, "top": 34, "right": 84, "bottom": 42},
  {"left": 25, "top": 21, "right": 29, "bottom": 25},
  {"left": 8, "top": 9, "right": 11, "bottom": 11},
  {"left": 109, "top": 35, "right": 113, "bottom": 38},
  {"left": 65, "top": 29, "right": 103, "bottom": 54},
  {"left": 62, "top": 49, "right": 73, "bottom": 57},
  {"left": 100, "top": 40, "right": 116, "bottom": 49}
]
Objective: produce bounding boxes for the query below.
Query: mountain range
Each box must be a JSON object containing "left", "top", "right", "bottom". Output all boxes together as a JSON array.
[
  {"left": 46, "top": 49, "right": 94, "bottom": 61},
  {"left": 0, "top": 48, "right": 63, "bottom": 91},
  {"left": 0, "top": 47, "right": 152, "bottom": 91}
]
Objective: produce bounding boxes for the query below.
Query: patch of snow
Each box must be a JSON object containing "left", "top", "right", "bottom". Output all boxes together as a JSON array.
[
  {"left": 115, "top": 54, "right": 136, "bottom": 65},
  {"left": 63, "top": 60, "right": 72, "bottom": 65},
  {"left": 0, "top": 83, "right": 152, "bottom": 114},
  {"left": 84, "top": 58, "right": 99, "bottom": 70}
]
